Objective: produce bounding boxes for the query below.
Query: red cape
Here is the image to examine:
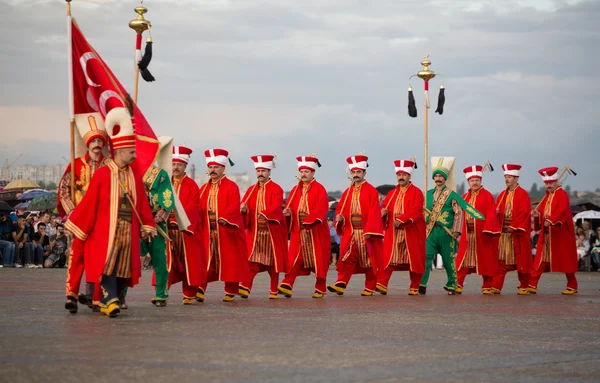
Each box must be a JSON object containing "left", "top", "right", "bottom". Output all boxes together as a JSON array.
[
  {"left": 57, "top": 153, "right": 105, "bottom": 218},
  {"left": 168, "top": 174, "right": 207, "bottom": 288},
  {"left": 285, "top": 179, "right": 330, "bottom": 279},
  {"left": 199, "top": 176, "right": 250, "bottom": 282},
  {"left": 533, "top": 187, "right": 578, "bottom": 273},
  {"left": 242, "top": 180, "right": 289, "bottom": 273},
  {"left": 334, "top": 181, "right": 383, "bottom": 274},
  {"left": 457, "top": 187, "right": 500, "bottom": 276},
  {"left": 381, "top": 183, "right": 426, "bottom": 273},
  {"left": 65, "top": 160, "right": 156, "bottom": 287},
  {"left": 496, "top": 185, "right": 532, "bottom": 273}
]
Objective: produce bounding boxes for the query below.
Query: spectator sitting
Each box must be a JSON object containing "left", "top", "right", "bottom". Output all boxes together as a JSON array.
[
  {"left": 46, "top": 216, "right": 58, "bottom": 240},
  {"left": 328, "top": 217, "right": 340, "bottom": 266},
  {"left": 11, "top": 215, "right": 30, "bottom": 268},
  {"left": 23, "top": 215, "right": 37, "bottom": 268},
  {"left": 34, "top": 212, "right": 50, "bottom": 233},
  {"left": 591, "top": 227, "right": 600, "bottom": 272},
  {"left": 0, "top": 213, "right": 15, "bottom": 267},
  {"left": 32, "top": 222, "right": 50, "bottom": 268},
  {"left": 44, "top": 223, "right": 68, "bottom": 268}
]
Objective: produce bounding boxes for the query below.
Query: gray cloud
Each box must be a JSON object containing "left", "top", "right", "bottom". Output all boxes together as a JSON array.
[{"left": 0, "top": 0, "right": 598, "bottom": 194}]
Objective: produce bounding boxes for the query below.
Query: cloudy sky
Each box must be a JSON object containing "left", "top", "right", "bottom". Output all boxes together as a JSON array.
[{"left": 0, "top": 0, "right": 598, "bottom": 193}]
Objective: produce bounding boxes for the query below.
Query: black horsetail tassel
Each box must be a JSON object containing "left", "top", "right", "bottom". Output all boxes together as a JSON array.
[
  {"left": 435, "top": 85, "right": 445, "bottom": 115},
  {"left": 228, "top": 158, "right": 235, "bottom": 167},
  {"left": 139, "top": 38, "right": 155, "bottom": 82},
  {"left": 408, "top": 86, "right": 417, "bottom": 118}
]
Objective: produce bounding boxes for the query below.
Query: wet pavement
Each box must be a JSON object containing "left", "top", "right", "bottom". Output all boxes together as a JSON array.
[{"left": 0, "top": 268, "right": 599, "bottom": 383}]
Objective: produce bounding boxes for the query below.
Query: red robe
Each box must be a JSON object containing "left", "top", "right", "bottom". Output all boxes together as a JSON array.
[
  {"left": 495, "top": 185, "right": 532, "bottom": 273},
  {"left": 533, "top": 187, "right": 578, "bottom": 273},
  {"left": 335, "top": 181, "right": 383, "bottom": 274},
  {"left": 242, "top": 179, "right": 289, "bottom": 273},
  {"left": 199, "top": 176, "right": 250, "bottom": 282},
  {"left": 285, "top": 179, "right": 330, "bottom": 279},
  {"left": 168, "top": 174, "right": 207, "bottom": 288},
  {"left": 456, "top": 187, "right": 500, "bottom": 276},
  {"left": 65, "top": 159, "right": 156, "bottom": 287},
  {"left": 381, "top": 183, "right": 426, "bottom": 273},
  {"left": 57, "top": 153, "right": 106, "bottom": 218}
]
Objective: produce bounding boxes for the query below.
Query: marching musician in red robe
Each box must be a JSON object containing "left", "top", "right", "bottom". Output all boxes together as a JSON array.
[
  {"left": 168, "top": 145, "right": 206, "bottom": 305},
  {"left": 491, "top": 164, "right": 532, "bottom": 295},
  {"left": 456, "top": 165, "right": 500, "bottom": 295},
  {"left": 378, "top": 160, "right": 426, "bottom": 296},
  {"left": 198, "top": 149, "right": 250, "bottom": 302},
  {"left": 65, "top": 107, "right": 157, "bottom": 317},
  {"left": 529, "top": 167, "right": 579, "bottom": 295},
  {"left": 239, "top": 155, "right": 288, "bottom": 299},
  {"left": 278, "top": 156, "right": 330, "bottom": 298},
  {"left": 58, "top": 113, "right": 108, "bottom": 313},
  {"left": 327, "top": 155, "right": 383, "bottom": 297}
]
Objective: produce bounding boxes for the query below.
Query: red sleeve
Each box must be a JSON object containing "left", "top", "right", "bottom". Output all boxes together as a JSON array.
[
  {"left": 363, "top": 186, "right": 384, "bottom": 236},
  {"left": 260, "top": 183, "right": 284, "bottom": 224},
  {"left": 545, "top": 189, "right": 570, "bottom": 227},
  {"left": 482, "top": 191, "right": 501, "bottom": 234},
  {"left": 396, "top": 186, "right": 424, "bottom": 225},
  {"left": 334, "top": 188, "right": 350, "bottom": 235},
  {"left": 65, "top": 167, "right": 101, "bottom": 241},
  {"left": 303, "top": 184, "right": 329, "bottom": 226},
  {"left": 509, "top": 188, "right": 531, "bottom": 232},
  {"left": 218, "top": 181, "right": 243, "bottom": 229},
  {"left": 135, "top": 174, "right": 157, "bottom": 234}
]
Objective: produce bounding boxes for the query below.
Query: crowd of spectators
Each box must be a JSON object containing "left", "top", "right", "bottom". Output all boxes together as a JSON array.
[
  {"left": 574, "top": 221, "right": 599, "bottom": 272},
  {"left": 0, "top": 211, "right": 70, "bottom": 269}
]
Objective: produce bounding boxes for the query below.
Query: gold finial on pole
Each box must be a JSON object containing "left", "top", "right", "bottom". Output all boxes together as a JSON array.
[
  {"left": 129, "top": 1, "right": 151, "bottom": 35},
  {"left": 129, "top": 1, "right": 151, "bottom": 104},
  {"left": 417, "top": 55, "right": 436, "bottom": 82}
]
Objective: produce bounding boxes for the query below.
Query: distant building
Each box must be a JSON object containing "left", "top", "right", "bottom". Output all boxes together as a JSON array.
[{"left": 0, "top": 165, "right": 66, "bottom": 187}]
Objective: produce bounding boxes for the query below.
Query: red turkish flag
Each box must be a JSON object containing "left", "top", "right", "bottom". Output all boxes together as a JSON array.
[{"left": 71, "top": 19, "right": 158, "bottom": 176}]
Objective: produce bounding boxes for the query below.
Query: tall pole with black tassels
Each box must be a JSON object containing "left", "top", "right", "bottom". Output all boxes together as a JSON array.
[
  {"left": 408, "top": 56, "right": 445, "bottom": 192},
  {"left": 129, "top": 0, "right": 154, "bottom": 104}
]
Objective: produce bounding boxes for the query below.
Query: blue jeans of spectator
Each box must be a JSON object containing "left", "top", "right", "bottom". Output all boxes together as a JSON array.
[
  {"left": 34, "top": 243, "right": 44, "bottom": 265},
  {"left": 0, "top": 240, "right": 15, "bottom": 265},
  {"left": 22, "top": 242, "right": 34, "bottom": 265},
  {"left": 592, "top": 251, "right": 600, "bottom": 269}
]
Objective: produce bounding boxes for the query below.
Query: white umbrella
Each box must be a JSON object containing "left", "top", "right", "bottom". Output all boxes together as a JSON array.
[{"left": 573, "top": 210, "right": 600, "bottom": 221}]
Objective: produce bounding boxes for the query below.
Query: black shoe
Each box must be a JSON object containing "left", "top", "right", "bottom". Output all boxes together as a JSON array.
[
  {"left": 155, "top": 300, "right": 167, "bottom": 307},
  {"left": 418, "top": 286, "right": 427, "bottom": 295},
  {"left": 443, "top": 286, "right": 457, "bottom": 295},
  {"left": 92, "top": 305, "right": 100, "bottom": 313},
  {"left": 78, "top": 294, "right": 93, "bottom": 308},
  {"left": 65, "top": 298, "right": 78, "bottom": 314}
]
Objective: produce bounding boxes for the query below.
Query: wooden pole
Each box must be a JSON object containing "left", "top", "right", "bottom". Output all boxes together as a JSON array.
[
  {"left": 424, "top": 90, "right": 429, "bottom": 192},
  {"left": 133, "top": 64, "right": 140, "bottom": 104},
  {"left": 66, "top": 1, "right": 76, "bottom": 204},
  {"left": 70, "top": 119, "right": 76, "bottom": 203}
]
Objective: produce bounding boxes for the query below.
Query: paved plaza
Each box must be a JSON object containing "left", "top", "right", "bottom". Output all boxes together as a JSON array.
[{"left": 0, "top": 268, "right": 599, "bottom": 383}]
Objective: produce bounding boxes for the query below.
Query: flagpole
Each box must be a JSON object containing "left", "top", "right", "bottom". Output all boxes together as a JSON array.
[
  {"left": 129, "top": 1, "right": 151, "bottom": 104},
  {"left": 66, "top": 0, "right": 76, "bottom": 203},
  {"left": 416, "top": 56, "right": 436, "bottom": 192}
]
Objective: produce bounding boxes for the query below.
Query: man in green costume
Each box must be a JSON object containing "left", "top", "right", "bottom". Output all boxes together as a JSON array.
[
  {"left": 420, "top": 157, "right": 484, "bottom": 295},
  {"left": 139, "top": 137, "right": 189, "bottom": 307}
]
